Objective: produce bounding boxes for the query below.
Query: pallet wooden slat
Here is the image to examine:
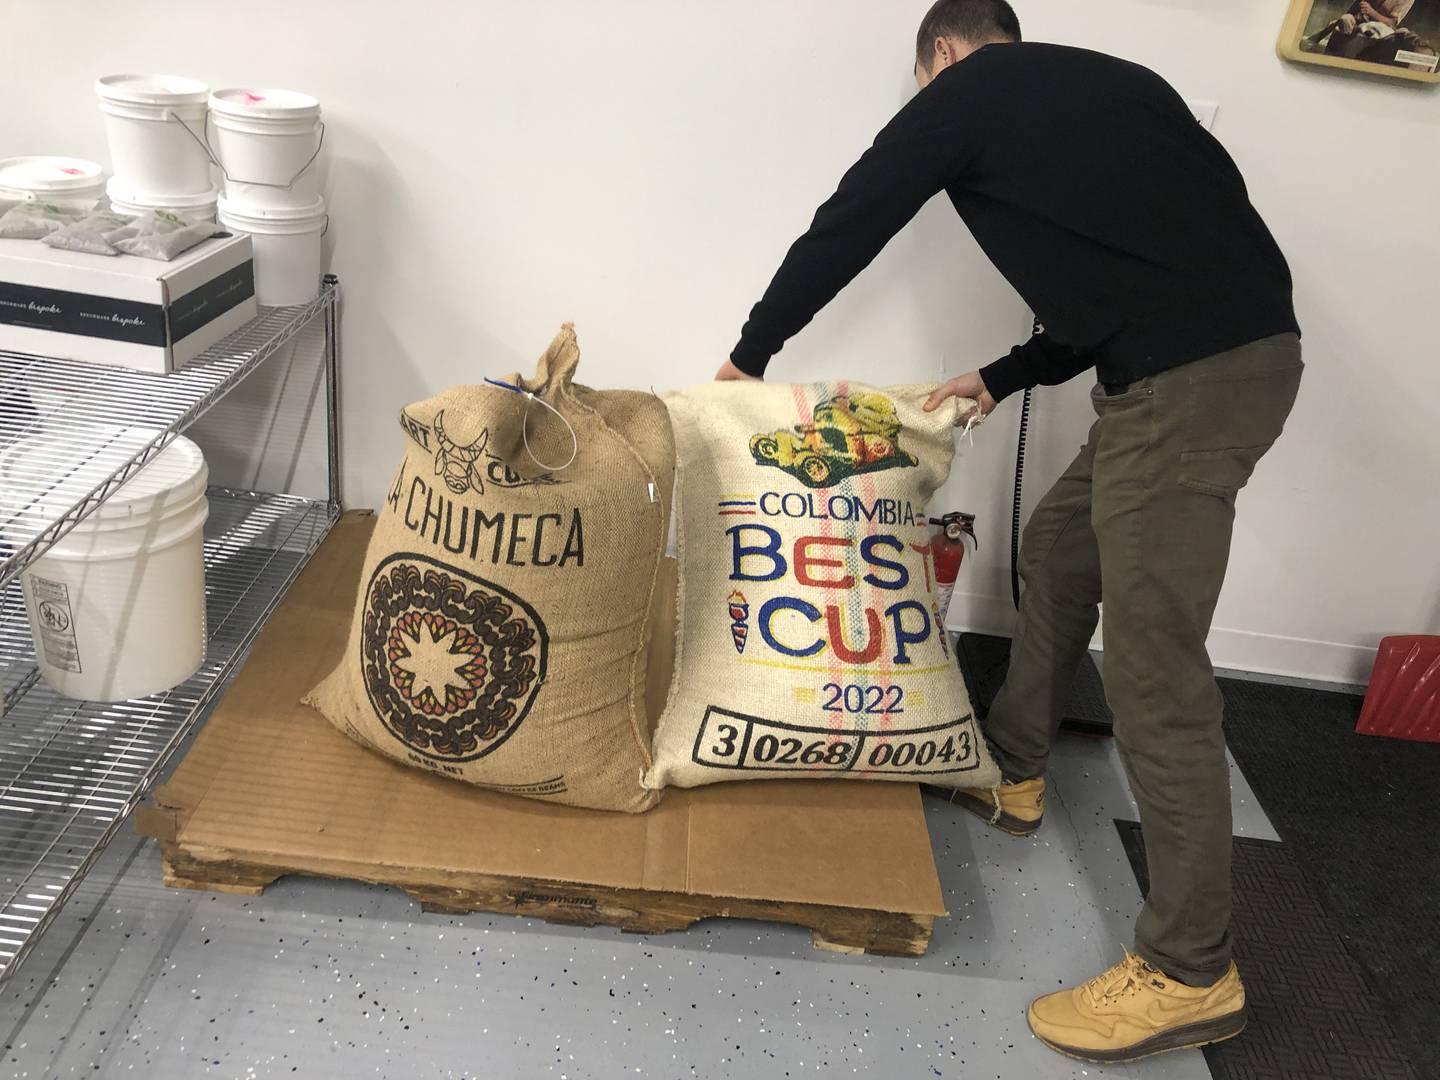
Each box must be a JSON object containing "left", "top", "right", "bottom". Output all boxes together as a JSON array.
[{"left": 157, "top": 848, "right": 934, "bottom": 956}]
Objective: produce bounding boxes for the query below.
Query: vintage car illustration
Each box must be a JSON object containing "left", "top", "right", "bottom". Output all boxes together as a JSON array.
[{"left": 749, "top": 392, "right": 918, "bottom": 488}]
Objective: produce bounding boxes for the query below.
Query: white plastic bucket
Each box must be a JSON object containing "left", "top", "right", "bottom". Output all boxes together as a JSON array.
[
  {"left": 1, "top": 430, "right": 209, "bottom": 702},
  {"left": 210, "top": 88, "right": 323, "bottom": 209},
  {"left": 0, "top": 156, "right": 106, "bottom": 208},
  {"left": 106, "top": 176, "right": 218, "bottom": 224},
  {"left": 217, "top": 194, "right": 326, "bottom": 306},
  {"left": 96, "top": 74, "right": 213, "bottom": 197}
]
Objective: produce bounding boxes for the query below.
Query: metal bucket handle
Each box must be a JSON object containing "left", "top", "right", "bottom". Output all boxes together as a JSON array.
[{"left": 164, "top": 109, "right": 325, "bottom": 190}]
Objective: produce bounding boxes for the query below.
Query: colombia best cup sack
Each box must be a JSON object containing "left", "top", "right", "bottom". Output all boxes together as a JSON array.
[
  {"left": 305, "top": 325, "right": 674, "bottom": 813},
  {"left": 644, "top": 381, "right": 998, "bottom": 793}
]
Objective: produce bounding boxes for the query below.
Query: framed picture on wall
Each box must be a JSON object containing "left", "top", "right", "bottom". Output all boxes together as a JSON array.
[{"left": 1279, "top": 0, "right": 1440, "bottom": 82}]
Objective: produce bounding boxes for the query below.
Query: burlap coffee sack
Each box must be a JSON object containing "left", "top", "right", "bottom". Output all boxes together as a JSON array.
[
  {"left": 306, "top": 325, "right": 673, "bottom": 812},
  {"left": 645, "top": 381, "right": 998, "bottom": 792}
]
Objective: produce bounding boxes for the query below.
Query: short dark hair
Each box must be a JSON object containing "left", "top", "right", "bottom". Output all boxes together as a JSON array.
[{"left": 915, "top": 0, "right": 1022, "bottom": 63}]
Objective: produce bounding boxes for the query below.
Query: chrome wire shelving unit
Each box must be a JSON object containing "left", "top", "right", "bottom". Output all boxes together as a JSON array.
[
  {"left": 0, "top": 278, "right": 342, "bottom": 985},
  {"left": 0, "top": 279, "right": 339, "bottom": 592}
]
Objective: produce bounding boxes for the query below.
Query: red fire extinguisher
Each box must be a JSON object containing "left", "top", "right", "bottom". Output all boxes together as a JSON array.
[{"left": 931, "top": 511, "right": 977, "bottom": 626}]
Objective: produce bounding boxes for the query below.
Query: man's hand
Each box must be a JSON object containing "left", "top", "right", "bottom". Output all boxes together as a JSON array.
[
  {"left": 1356, "top": 1, "right": 1382, "bottom": 20},
  {"left": 715, "top": 360, "right": 761, "bottom": 382},
  {"left": 925, "top": 371, "right": 996, "bottom": 424}
]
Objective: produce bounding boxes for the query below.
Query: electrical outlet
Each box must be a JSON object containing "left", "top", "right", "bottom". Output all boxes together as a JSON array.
[{"left": 1186, "top": 100, "right": 1219, "bottom": 131}]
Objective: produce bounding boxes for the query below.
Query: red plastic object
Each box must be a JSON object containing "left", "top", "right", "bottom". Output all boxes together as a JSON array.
[{"left": 1356, "top": 635, "right": 1440, "bottom": 743}]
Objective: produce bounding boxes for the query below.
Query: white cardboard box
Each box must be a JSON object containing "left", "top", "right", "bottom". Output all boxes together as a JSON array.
[{"left": 0, "top": 233, "right": 257, "bottom": 373}]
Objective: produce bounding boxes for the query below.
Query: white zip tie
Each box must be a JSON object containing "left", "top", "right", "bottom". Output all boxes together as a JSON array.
[
  {"left": 521, "top": 392, "right": 578, "bottom": 473},
  {"left": 485, "top": 378, "right": 578, "bottom": 473}
]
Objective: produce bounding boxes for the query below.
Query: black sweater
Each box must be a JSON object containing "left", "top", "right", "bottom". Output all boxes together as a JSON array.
[{"left": 730, "top": 42, "right": 1299, "bottom": 399}]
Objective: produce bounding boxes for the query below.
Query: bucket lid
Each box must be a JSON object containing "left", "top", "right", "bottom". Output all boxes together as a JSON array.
[
  {"left": 210, "top": 87, "right": 321, "bottom": 121},
  {"left": 106, "top": 175, "right": 219, "bottom": 210},
  {"left": 96, "top": 73, "right": 209, "bottom": 107},
  {"left": 0, "top": 156, "right": 105, "bottom": 196},
  {"left": 218, "top": 192, "right": 326, "bottom": 224},
  {"left": 0, "top": 428, "right": 208, "bottom": 527}
]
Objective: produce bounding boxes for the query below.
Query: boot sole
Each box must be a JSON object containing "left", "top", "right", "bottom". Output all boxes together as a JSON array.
[
  {"left": 930, "top": 786, "right": 1041, "bottom": 837},
  {"left": 1032, "top": 1006, "right": 1248, "bottom": 1064}
]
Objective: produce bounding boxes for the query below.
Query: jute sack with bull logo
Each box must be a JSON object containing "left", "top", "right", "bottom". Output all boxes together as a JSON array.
[
  {"left": 305, "top": 325, "right": 673, "bottom": 812},
  {"left": 644, "top": 381, "right": 999, "bottom": 794}
]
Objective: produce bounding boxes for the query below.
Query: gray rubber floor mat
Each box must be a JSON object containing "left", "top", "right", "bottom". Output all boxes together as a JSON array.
[{"left": 1116, "top": 820, "right": 1418, "bottom": 1080}]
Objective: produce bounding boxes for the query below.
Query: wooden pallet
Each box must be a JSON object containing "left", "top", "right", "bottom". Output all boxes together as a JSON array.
[
  {"left": 136, "top": 512, "right": 946, "bottom": 959},
  {"left": 155, "top": 845, "right": 933, "bottom": 956}
]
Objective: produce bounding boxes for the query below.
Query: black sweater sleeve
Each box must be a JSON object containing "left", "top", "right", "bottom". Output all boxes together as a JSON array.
[
  {"left": 730, "top": 88, "right": 972, "bottom": 377},
  {"left": 980, "top": 331, "right": 1092, "bottom": 403}
]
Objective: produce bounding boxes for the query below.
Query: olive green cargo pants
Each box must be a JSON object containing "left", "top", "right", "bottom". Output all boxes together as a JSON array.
[{"left": 983, "top": 334, "right": 1303, "bottom": 987}]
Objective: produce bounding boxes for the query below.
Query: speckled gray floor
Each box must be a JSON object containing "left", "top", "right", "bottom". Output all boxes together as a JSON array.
[{"left": 0, "top": 735, "right": 1276, "bottom": 1079}]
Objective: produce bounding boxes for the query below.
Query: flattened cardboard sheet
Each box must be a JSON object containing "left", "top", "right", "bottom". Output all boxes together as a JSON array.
[{"left": 139, "top": 511, "right": 945, "bottom": 921}]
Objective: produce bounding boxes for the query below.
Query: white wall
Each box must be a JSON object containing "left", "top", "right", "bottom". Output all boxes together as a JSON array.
[{"left": 4, "top": 0, "right": 1437, "bottom": 685}]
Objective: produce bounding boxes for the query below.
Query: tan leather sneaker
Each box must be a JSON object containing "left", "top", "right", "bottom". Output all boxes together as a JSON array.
[
  {"left": 945, "top": 776, "right": 1045, "bottom": 836},
  {"left": 1028, "top": 950, "right": 1247, "bottom": 1063}
]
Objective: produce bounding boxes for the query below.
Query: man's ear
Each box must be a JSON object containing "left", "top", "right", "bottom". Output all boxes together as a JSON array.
[{"left": 933, "top": 36, "right": 953, "bottom": 67}]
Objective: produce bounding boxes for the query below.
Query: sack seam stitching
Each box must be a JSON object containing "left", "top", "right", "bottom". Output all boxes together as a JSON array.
[{"left": 549, "top": 342, "right": 666, "bottom": 786}]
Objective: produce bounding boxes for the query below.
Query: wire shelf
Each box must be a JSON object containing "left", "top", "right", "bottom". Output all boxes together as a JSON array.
[
  {"left": 0, "top": 283, "right": 337, "bottom": 593},
  {"left": 0, "top": 488, "right": 338, "bottom": 985}
]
